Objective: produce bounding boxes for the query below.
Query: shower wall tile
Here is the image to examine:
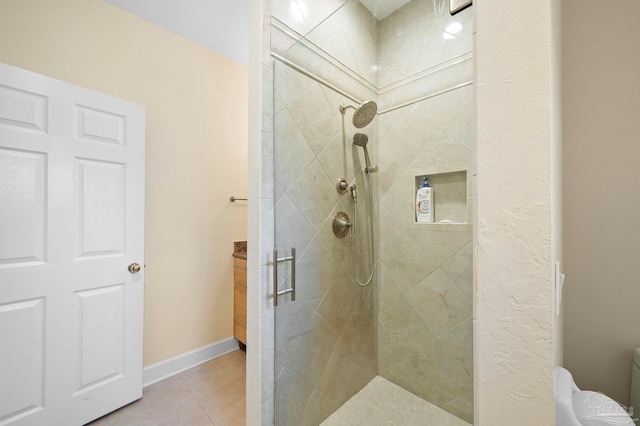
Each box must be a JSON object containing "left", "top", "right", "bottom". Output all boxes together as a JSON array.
[
  {"left": 377, "top": 262, "right": 404, "bottom": 314},
  {"left": 286, "top": 313, "right": 341, "bottom": 387},
  {"left": 270, "top": 0, "right": 311, "bottom": 36},
  {"left": 379, "top": 358, "right": 422, "bottom": 397},
  {"left": 275, "top": 367, "right": 315, "bottom": 426},
  {"left": 265, "top": 1, "right": 473, "bottom": 423},
  {"left": 440, "top": 318, "right": 474, "bottom": 377},
  {"left": 261, "top": 331, "right": 275, "bottom": 402},
  {"left": 406, "top": 228, "right": 471, "bottom": 267},
  {"left": 380, "top": 171, "right": 414, "bottom": 228},
  {"left": 260, "top": 263, "right": 274, "bottom": 335},
  {"left": 316, "top": 315, "right": 377, "bottom": 406},
  {"left": 261, "top": 392, "right": 275, "bottom": 426},
  {"left": 376, "top": 4, "right": 474, "bottom": 420},
  {"left": 274, "top": 108, "right": 315, "bottom": 191},
  {"left": 408, "top": 130, "right": 472, "bottom": 169},
  {"left": 378, "top": 107, "right": 402, "bottom": 139},
  {"left": 441, "top": 242, "right": 473, "bottom": 302},
  {"left": 262, "top": 65, "right": 275, "bottom": 134},
  {"left": 317, "top": 259, "right": 360, "bottom": 336},
  {"left": 296, "top": 0, "right": 350, "bottom": 33},
  {"left": 377, "top": 320, "right": 404, "bottom": 371},
  {"left": 410, "top": 85, "right": 472, "bottom": 130},
  {"left": 302, "top": 390, "right": 340, "bottom": 426},
  {"left": 381, "top": 108, "right": 438, "bottom": 168},
  {"left": 377, "top": 0, "right": 472, "bottom": 87},
  {"left": 406, "top": 339, "right": 472, "bottom": 406},
  {"left": 377, "top": 147, "right": 404, "bottom": 198},
  {"left": 378, "top": 57, "right": 473, "bottom": 112},
  {"left": 275, "top": 193, "right": 315, "bottom": 256},
  {"left": 295, "top": 237, "right": 341, "bottom": 308},
  {"left": 441, "top": 392, "right": 474, "bottom": 424},
  {"left": 271, "top": 53, "right": 377, "bottom": 425},
  {"left": 262, "top": 0, "right": 271, "bottom": 57},
  {"left": 261, "top": 130, "right": 274, "bottom": 200},
  {"left": 381, "top": 232, "right": 437, "bottom": 292},
  {"left": 377, "top": 204, "right": 404, "bottom": 254},
  {"left": 274, "top": 288, "right": 315, "bottom": 365},
  {"left": 260, "top": 142, "right": 276, "bottom": 268},
  {"left": 317, "top": 198, "right": 352, "bottom": 262},
  {"left": 378, "top": 294, "right": 437, "bottom": 354},
  {"left": 288, "top": 159, "right": 340, "bottom": 231},
  {"left": 406, "top": 269, "right": 472, "bottom": 336},
  {"left": 440, "top": 91, "right": 474, "bottom": 153},
  {"left": 275, "top": 61, "right": 315, "bottom": 106},
  {"left": 288, "top": 84, "right": 341, "bottom": 154},
  {"left": 307, "top": 0, "right": 378, "bottom": 86},
  {"left": 317, "top": 132, "right": 357, "bottom": 186}
]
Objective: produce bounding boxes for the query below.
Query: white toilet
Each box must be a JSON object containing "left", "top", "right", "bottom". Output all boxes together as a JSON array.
[{"left": 555, "top": 367, "right": 635, "bottom": 425}]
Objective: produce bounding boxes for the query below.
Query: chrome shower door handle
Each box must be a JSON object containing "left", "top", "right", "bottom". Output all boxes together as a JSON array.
[{"left": 272, "top": 248, "right": 296, "bottom": 307}]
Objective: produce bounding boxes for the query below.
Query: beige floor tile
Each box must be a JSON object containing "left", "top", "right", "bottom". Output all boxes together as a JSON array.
[
  {"left": 85, "top": 350, "right": 246, "bottom": 426},
  {"left": 181, "top": 352, "right": 246, "bottom": 400}
]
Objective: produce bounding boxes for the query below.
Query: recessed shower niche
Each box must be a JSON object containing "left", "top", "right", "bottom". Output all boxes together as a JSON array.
[{"left": 413, "top": 163, "right": 471, "bottom": 226}]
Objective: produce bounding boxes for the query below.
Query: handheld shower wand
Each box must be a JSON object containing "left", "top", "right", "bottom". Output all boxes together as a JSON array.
[
  {"left": 353, "top": 132, "right": 377, "bottom": 173},
  {"left": 350, "top": 133, "right": 375, "bottom": 287}
]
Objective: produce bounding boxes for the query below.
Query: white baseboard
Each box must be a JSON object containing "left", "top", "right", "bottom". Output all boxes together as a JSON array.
[{"left": 143, "top": 337, "right": 239, "bottom": 387}]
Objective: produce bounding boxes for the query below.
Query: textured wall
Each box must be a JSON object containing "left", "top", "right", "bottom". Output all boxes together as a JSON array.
[
  {"left": 563, "top": 0, "right": 640, "bottom": 406},
  {"left": 475, "top": 0, "right": 556, "bottom": 424},
  {"left": 375, "top": 2, "right": 474, "bottom": 423},
  {"left": 0, "top": 0, "right": 249, "bottom": 367}
]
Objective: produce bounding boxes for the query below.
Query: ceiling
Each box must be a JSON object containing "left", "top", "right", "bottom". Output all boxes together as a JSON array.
[{"left": 359, "top": 0, "right": 413, "bottom": 20}]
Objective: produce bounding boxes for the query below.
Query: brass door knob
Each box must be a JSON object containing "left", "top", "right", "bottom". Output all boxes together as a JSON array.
[{"left": 128, "top": 263, "right": 141, "bottom": 273}]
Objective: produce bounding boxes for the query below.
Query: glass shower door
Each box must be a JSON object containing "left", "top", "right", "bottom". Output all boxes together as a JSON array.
[{"left": 271, "top": 37, "right": 378, "bottom": 424}]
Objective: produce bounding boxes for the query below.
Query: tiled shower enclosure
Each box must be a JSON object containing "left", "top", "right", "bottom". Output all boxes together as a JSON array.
[{"left": 259, "top": 0, "right": 474, "bottom": 424}]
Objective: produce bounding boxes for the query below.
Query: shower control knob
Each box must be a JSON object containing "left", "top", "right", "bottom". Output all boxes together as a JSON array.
[
  {"left": 332, "top": 212, "right": 352, "bottom": 239},
  {"left": 128, "top": 263, "right": 141, "bottom": 273}
]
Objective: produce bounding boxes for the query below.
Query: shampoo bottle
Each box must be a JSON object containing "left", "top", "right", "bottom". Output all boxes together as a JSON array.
[{"left": 416, "top": 177, "right": 434, "bottom": 223}]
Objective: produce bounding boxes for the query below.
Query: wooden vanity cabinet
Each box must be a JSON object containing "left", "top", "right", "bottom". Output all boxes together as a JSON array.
[{"left": 233, "top": 257, "right": 247, "bottom": 350}]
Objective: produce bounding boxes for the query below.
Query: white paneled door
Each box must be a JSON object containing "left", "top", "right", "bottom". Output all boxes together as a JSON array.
[{"left": 0, "top": 63, "right": 145, "bottom": 426}]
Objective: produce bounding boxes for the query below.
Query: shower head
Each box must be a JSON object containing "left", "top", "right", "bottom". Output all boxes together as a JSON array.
[
  {"left": 339, "top": 100, "right": 378, "bottom": 129},
  {"left": 353, "top": 101, "right": 377, "bottom": 128},
  {"left": 353, "top": 132, "right": 371, "bottom": 169}
]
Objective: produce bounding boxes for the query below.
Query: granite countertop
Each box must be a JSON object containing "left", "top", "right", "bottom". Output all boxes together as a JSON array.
[{"left": 233, "top": 241, "right": 247, "bottom": 259}]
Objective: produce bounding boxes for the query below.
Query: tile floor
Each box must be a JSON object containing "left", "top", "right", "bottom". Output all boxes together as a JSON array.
[
  {"left": 321, "top": 376, "right": 472, "bottom": 426},
  {"left": 87, "top": 352, "right": 470, "bottom": 426},
  {"left": 87, "top": 349, "right": 246, "bottom": 426}
]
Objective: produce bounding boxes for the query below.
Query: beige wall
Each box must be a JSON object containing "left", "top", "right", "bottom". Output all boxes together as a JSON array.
[
  {"left": 563, "top": 0, "right": 640, "bottom": 406},
  {"left": 476, "top": 0, "right": 558, "bottom": 424},
  {"left": 0, "top": 0, "right": 248, "bottom": 366}
]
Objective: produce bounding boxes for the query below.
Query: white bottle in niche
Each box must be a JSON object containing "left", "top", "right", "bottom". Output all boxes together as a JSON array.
[{"left": 416, "top": 177, "right": 434, "bottom": 223}]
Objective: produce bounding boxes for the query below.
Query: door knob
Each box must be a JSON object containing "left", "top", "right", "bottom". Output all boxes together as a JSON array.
[{"left": 128, "top": 263, "right": 141, "bottom": 273}]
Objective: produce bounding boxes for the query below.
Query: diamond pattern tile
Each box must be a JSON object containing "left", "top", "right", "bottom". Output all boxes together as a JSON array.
[{"left": 270, "top": 3, "right": 474, "bottom": 424}]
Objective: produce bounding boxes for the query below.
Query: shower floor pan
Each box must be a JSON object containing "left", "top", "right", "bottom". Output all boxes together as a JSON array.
[{"left": 321, "top": 376, "right": 471, "bottom": 426}]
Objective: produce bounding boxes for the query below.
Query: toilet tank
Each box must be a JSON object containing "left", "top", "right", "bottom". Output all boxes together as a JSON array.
[{"left": 631, "top": 348, "right": 640, "bottom": 425}]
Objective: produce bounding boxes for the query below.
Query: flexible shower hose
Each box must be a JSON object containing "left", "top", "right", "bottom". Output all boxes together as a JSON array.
[{"left": 352, "top": 170, "right": 375, "bottom": 287}]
